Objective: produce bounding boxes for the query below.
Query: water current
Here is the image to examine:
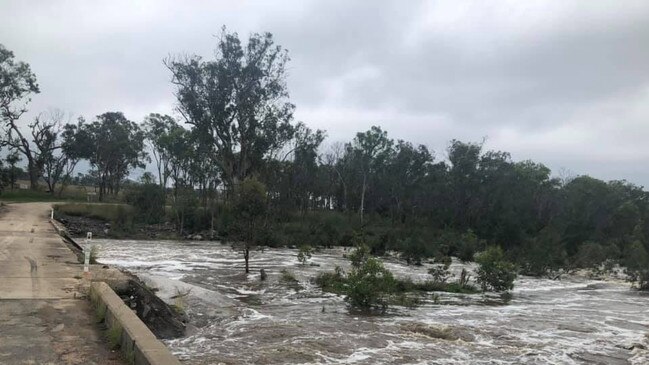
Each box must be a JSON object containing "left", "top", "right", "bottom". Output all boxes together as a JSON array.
[{"left": 94, "top": 239, "right": 649, "bottom": 365}]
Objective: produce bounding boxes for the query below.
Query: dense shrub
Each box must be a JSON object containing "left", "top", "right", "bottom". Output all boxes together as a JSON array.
[
  {"left": 125, "top": 182, "right": 165, "bottom": 224},
  {"left": 314, "top": 266, "right": 346, "bottom": 294},
  {"left": 517, "top": 229, "right": 566, "bottom": 277},
  {"left": 399, "top": 236, "right": 429, "bottom": 265},
  {"left": 345, "top": 257, "right": 396, "bottom": 312},
  {"left": 455, "top": 230, "right": 482, "bottom": 262},
  {"left": 624, "top": 240, "right": 649, "bottom": 290},
  {"left": 574, "top": 242, "right": 608, "bottom": 269},
  {"left": 475, "top": 246, "right": 517, "bottom": 292}
]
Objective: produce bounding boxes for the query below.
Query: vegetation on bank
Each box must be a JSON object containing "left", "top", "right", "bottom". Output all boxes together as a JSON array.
[
  {"left": 0, "top": 188, "right": 87, "bottom": 203},
  {"left": 3, "top": 29, "right": 649, "bottom": 294}
]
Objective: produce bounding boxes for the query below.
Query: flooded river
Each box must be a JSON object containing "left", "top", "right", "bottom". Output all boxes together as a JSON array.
[{"left": 94, "top": 239, "right": 649, "bottom": 364}]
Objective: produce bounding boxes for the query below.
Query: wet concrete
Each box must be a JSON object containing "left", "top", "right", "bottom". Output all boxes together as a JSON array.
[{"left": 0, "top": 203, "right": 125, "bottom": 365}]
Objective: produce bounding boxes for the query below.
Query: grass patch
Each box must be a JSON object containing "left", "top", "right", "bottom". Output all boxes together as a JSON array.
[
  {"left": 106, "top": 322, "right": 123, "bottom": 349},
  {"left": 89, "top": 245, "right": 100, "bottom": 264},
  {"left": 54, "top": 203, "right": 137, "bottom": 234},
  {"left": 0, "top": 190, "right": 65, "bottom": 202},
  {"left": 54, "top": 203, "right": 135, "bottom": 222},
  {"left": 280, "top": 269, "right": 299, "bottom": 283},
  {"left": 394, "top": 277, "right": 479, "bottom": 294},
  {"left": 125, "top": 348, "right": 135, "bottom": 365},
  {"left": 170, "top": 288, "right": 191, "bottom": 315},
  {"left": 95, "top": 303, "right": 107, "bottom": 323}
]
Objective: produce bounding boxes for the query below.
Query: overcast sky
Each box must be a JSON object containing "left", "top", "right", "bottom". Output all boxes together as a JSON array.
[{"left": 2, "top": 0, "right": 649, "bottom": 185}]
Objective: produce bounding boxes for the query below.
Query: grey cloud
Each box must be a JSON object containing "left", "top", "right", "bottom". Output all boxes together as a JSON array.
[{"left": 1, "top": 0, "right": 649, "bottom": 186}]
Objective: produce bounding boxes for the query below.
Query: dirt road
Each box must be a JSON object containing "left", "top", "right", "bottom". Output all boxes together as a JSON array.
[{"left": 0, "top": 202, "right": 124, "bottom": 365}]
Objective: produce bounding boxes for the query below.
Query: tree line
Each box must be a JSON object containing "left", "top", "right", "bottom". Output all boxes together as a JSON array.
[{"left": 1, "top": 30, "right": 648, "bottom": 288}]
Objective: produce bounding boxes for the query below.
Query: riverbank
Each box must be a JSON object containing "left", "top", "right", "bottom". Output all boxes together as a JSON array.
[{"left": 56, "top": 210, "right": 185, "bottom": 240}]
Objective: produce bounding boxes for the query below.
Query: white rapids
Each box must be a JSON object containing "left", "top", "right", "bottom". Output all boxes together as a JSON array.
[{"left": 95, "top": 239, "right": 649, "bottom": 365}]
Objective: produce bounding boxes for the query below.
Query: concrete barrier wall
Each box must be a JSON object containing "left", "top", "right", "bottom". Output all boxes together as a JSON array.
[
  {"left": 50, "top": 218, "right": 84, "bottom": 253},
  {"left": 90, "top": 282, "right": 181, "bottom": 365}
]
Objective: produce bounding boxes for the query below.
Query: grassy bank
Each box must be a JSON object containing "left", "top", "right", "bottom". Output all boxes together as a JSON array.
[
  {"left": 55, "top": 203, "right": 135, "bottom": 222},
  {"left": 53, "top": 203, "right": 180, "bottom": 239},
  {"left": 0, "top": 190, "right": 84, "bottom": 203}
]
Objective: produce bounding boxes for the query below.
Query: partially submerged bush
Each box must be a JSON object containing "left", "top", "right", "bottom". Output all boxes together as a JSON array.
[
  {"left": 345, "top": 257, "right": 396, "bottom": 312},
  {"left": 297, "top": 245, "right": 313, "bottom": 265},
  {"left": 316, "top": 252, "right": 401, "bottom": 312},
  {"left": 348, "top": 244, "right": 371, "bottom": 268},
  {"left": 428, "top": 258, "right": 451, "bottom": 284},
  {"left": 280, "top": 269, "right": 299, "bottom": 284},
  {"left": 456, "top": 230, "right": 481, "bottom": 262},
  {"left": 624, "top": 240, "right": 649, "bottom": 290},
  {"left": 280, "top": 269, "right": 303, "bottom": 290},
  {"left": 314, "top": 266, "right": 346, "bottom": 294},
  {"left": 399, "top": 236, "right": 428, "bottom": 265},
  {"left": 458, "top": 268, "right": 471, "bottom": 287},
  {"left": 574, "top": 242, "right": 608, "bottom": 269},
  {"left": 475, "top": 246, "right": 517, "bottom": 292},
  {"left": 517, "top": 229, "right": 566, "bottom": 278}
]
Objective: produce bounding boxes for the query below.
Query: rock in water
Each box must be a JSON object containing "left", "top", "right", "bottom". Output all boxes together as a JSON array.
[{"left": 400, "top": 322, "right": 475, "bottom": 342}]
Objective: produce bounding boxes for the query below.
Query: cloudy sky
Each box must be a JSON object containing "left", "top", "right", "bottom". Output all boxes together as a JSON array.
[{"left": 2, "top": 0, "right": 649, "bottom": 185}]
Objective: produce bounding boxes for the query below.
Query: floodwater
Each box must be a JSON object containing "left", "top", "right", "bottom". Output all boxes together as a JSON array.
[{"left": 94, "top": 239, "right": 649, "bottom": 365}]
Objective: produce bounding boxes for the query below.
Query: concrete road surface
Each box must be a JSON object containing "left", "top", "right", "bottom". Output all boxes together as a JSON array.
[{"left": 0, "top": 202, "right": 124, "bottom": 365}]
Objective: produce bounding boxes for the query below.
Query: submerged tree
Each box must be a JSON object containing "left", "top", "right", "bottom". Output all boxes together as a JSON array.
[{"left": 231, "top": 177, "right": 268, "bottom": 273}]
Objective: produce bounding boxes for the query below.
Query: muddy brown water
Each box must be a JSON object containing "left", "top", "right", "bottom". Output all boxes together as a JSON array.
[{"left": 94, "top": 239, "right": 649, "bottom": 364}]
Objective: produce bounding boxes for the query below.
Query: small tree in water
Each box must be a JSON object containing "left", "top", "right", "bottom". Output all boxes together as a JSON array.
[
  {"left": 428, "top": 256, "right": 452, "bottom": 284},
  {"left": 232, "top": 178, "right": 268, "bottom": 274},
  {"left": 297, "top": 245, "right": 312, "bottom": 265},
  {"left": 348, "top": 244, "right": 370, "bottom": 268},
  {"left": 624, "top": 238, "right": 649, "bottom": 290}
]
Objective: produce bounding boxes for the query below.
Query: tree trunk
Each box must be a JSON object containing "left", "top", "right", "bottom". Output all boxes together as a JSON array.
[
  {"left": 360, "top": 173, "right": 367, "bottom": 224},
  {"left": 178, "top": 211, "right": 184, "bottom": 235},
  {"left": 244, "top": 247, "right": 250, "bottom": 274},
  {"left": 9, "top": 169, "right": 15, "bottom": 191},
  {"left": 99, "top": 176, "right": 105, "bottom": 202},
  {"left": 27, "top": 159, "right": 39, "bottom": 190},
  {"left": 210, "top": 210, "right": 214, "bottom": 236}
]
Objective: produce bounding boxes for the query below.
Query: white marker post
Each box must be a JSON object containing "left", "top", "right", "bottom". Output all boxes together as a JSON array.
[
  {"left": 50, "top": 208, "right": 54, "bottom": 220},
  {"left": 83, "top": 232, "right": 93, "bottom": 273}
]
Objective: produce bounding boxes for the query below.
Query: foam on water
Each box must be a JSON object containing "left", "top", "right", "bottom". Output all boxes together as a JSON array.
[{"left": 95, "top": 239, "right": 649, "bottom": 365}]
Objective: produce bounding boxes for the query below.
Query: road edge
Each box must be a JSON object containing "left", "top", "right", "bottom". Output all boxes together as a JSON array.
[{"left": 90, "top": 281, "right": 182, "bottom": 365}]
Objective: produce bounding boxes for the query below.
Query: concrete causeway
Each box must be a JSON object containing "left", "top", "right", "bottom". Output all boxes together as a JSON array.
[{"left": 0, "top": 202, "right": 124, "bottom": 365}]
